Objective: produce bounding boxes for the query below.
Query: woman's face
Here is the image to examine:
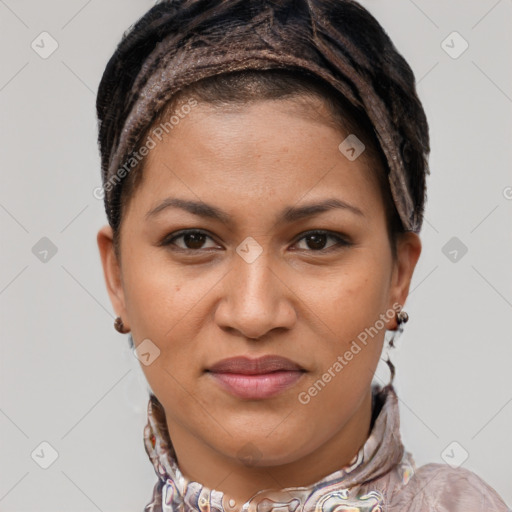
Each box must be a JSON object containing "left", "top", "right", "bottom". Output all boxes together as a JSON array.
[{"left": 98, "top": 96, "right": 421, "bottom": 496}]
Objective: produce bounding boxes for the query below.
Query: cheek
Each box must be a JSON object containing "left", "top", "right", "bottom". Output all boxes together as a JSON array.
[
  {"left": 121, "top": 250, "right": 225, "bottom": 375},
  {"left": 122, "top": 259, "right": 173, "bottom": 338},
  {"left": 121, "top": 245, "right": 209, "bottom": 335},
  {"left": 294, "top": 258, "right": 391, "bottom": 416},
  {"left": 121, "top": 256, "right": 212, "bottom": 409},
  {"left": 306, "top": 254, "right": 391, "bottom": 342},
  {"left": 295, "top": 254, "right": 392, "bottom": 402}
]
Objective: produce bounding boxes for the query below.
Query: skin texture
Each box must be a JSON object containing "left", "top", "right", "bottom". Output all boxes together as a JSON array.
[{"left": 97, "top": 97, "right": 421, "bottom": 506}]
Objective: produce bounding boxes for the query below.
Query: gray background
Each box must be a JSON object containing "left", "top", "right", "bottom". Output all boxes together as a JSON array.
[{"left": 0, "top": 0, "right": 511, "bottom": 510}]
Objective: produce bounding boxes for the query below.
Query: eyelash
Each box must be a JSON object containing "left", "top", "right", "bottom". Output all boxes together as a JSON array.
[{"left": 160, "top": 229, "right": 352, "bottom": 254}]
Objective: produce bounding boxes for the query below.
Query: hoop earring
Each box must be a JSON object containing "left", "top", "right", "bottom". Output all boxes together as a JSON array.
[
  {"left": 114, "top": 316, "right": 130, "bottom": 334},
  {"left": 384, "top": 308, "right": 409, "bottom": 386}
]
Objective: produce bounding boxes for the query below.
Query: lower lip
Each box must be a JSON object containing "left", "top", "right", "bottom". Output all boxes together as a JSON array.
[{"left": 207, "top": 370, "right": 305, "bottom": 399}]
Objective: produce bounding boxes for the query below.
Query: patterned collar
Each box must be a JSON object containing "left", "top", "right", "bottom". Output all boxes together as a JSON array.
[{"left": 142, "top": 383, "right": 415, "bottom": 512}]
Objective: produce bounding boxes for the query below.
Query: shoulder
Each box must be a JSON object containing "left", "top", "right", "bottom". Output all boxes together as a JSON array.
[{"left": 390, "top": 462, "right": 510, "bottom": 511}]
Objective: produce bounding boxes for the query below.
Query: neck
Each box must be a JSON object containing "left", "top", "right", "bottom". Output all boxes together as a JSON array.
[{"left": 165, "top": 387, "right": 373, "bottom": 506}]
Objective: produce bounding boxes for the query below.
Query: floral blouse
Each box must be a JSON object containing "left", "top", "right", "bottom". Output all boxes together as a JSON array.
[{"left": 141, "top": 383, "right": 509, "bottom": 511}]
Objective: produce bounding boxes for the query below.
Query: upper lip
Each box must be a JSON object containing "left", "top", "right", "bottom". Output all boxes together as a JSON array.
[{"left": 207, "top": 355, "right": 305, "bottom": 375}]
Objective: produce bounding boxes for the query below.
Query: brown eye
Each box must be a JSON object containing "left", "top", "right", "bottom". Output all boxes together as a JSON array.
[
  {"left": 162, "top": 230, "right": 218, "bottom": 251},
  {"left": 303, "top": 233, "right": 329, "bottom": 250},
  {"left": 294, "top": 230, "right": 351, "bottom": 252},
  {"left": 181, "top": 232, "right": 207, "bottom": 249}
]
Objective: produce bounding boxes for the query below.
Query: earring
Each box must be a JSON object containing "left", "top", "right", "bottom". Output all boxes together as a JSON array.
[
  {"left": 384, "top": 308, "right": 409, "bottom": 387},
  {"left": 114, "top": 316, "right": 130, "bottom": 334},
  {"left": 396, "top": 309, "right": 409, "bottom": 325}
]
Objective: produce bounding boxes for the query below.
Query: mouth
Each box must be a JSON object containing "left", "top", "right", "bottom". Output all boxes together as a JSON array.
[{"left": 205, "top": 355, "right": 306, "bottom": 400}]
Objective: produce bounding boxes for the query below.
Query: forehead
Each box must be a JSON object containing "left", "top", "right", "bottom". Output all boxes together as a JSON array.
[{"left": 126, "top": 99, "right": 383, "bottom": 223}]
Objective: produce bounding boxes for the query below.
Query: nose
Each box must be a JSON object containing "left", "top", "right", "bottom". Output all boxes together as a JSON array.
[{"left": 214, "top": 245, "right": 297, "bottom": 340}]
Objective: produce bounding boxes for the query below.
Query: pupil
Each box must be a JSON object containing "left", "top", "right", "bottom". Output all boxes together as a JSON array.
[
  {"left": 185, "top": 232, "right": 205, "bottom": 249},
  {"left": 308, "top": 234, "right": 326, "bottom": 250}
]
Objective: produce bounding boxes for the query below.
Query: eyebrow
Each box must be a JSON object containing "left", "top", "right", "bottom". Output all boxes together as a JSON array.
[{"left": 145, "top": 197, "right": 364, "bottom": 224}]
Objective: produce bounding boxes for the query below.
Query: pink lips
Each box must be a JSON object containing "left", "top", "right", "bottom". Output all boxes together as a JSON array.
[{"left": 206, "top": 355, "right": 305, "bottom": 400}]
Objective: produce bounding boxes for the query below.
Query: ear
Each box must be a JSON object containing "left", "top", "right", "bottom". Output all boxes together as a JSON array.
[
  {"left": 97, "top": 224, "right": 129, "bottom": 330},
  {"left": 387, "top": 232, "right": 422, "bottom": 328}
]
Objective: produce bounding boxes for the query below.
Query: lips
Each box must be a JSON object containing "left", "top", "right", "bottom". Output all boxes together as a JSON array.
[
  {"left": 206, "top": 355, "right": 304, "bottom": 375},
  {"left": 206, "top": 355, "right": 306, "bottom": 399}
]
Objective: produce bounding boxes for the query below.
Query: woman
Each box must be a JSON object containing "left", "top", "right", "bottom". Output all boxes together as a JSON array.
[{"left": 95, "top": 1, "right": 509, "bottom": 510}]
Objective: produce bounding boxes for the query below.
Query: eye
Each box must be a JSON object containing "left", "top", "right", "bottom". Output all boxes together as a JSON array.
[
  {"left": 293, "top": 230, "right": 352, "bottom": 252},
  {"left": 161, "top": 229, "right": 219, "bottom": 251}
]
